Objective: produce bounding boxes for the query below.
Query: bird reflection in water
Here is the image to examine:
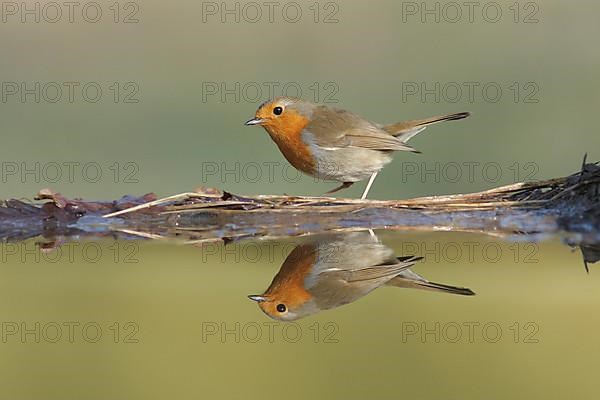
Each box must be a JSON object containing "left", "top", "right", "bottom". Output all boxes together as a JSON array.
[{"left": 249, "top": 231, "right": 474, "bottom": 321}]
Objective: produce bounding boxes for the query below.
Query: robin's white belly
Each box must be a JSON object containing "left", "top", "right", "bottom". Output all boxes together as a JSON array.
[{"left": 303, "top": 134, "right": 393, "bottom": 182}]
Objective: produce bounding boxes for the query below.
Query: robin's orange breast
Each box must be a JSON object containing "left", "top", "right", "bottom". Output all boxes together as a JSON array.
[{"left": 263, "top": 113, "right": 316, "bottom": 176}]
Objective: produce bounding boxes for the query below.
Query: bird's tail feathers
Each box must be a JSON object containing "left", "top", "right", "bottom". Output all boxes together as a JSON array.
[
  {"left": 386, "top": 267, "right": 475, "bottom": 296},
  {"left": 383, "top": 112, "right": 471, "bottom": 142}
]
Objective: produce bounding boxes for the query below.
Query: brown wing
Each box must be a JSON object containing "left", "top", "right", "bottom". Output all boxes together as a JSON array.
[
  {"left": 309, "top": 258, "right": 419, "bottom": 310},
  {"left": 344, "top": 128, "right": 419, "bottom": 152},
  {"left": 306, "top": 106, "right": 418, "bottom": 152}
]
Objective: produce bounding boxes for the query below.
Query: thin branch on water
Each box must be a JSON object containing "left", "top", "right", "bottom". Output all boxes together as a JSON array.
[{"left": 1, "top": 160, "right": 599, "bottom": 244}]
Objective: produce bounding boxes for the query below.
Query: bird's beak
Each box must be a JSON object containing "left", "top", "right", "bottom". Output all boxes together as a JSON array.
[
  {"left": 244, "top": 117, "right": 264, "bottom": 126},
  {"left": 248, "top": 294, "right": 267, "bottom": 302}
]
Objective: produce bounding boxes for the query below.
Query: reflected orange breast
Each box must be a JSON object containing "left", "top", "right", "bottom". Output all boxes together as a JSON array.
[{"left": 265, "top": 244, "right": 316, "bottom": 305}]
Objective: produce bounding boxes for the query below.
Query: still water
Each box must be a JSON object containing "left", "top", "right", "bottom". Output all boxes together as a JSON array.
[{"left": 0, "top": 231, "right": 598, "bottom": 399}]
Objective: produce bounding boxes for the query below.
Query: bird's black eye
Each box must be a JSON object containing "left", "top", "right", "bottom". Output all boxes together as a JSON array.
[
  {"left": 273, "top": 106, "right": 283, "bottom": 115},
  {"left": 276, "top": 304, "right": 286, "bottom": 313}
]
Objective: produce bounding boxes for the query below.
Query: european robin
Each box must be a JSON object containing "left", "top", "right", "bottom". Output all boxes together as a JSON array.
[
  {"left": 245, "top": 97, "right": 470, "bottom": 199},
  {"left": 248, "top": 232, "right": 474, "bottom": 321}
]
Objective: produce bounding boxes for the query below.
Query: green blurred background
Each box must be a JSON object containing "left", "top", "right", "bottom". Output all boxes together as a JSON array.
[
  {"left": 1, "top": 1, "right": 600, "bottom": 399},
  {"left": 1, "top": 0, "right": 598, "bottom": 200}
]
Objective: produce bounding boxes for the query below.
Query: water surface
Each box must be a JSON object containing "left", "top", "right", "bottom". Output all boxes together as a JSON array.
[{"left": 0, "top": 231, "right": 597, "bottom": 399}]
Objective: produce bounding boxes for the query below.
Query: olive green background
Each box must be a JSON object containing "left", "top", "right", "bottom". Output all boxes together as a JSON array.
[
  {"left": 1, "top": 0, "right": 599, "bottom": 399},
  {"left": 0, "top": 0, "right": 598, "bottom": 200}
]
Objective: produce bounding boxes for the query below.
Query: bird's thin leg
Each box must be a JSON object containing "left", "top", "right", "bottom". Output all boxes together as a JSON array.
[
  {"left": 361, "top": 172, "right": 379, "bottom": 200},
  {"left": 324, "top": 181, "right": 354, "bottom": 195}
]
